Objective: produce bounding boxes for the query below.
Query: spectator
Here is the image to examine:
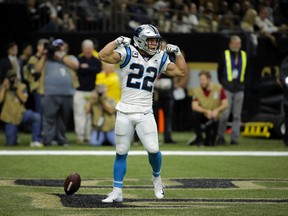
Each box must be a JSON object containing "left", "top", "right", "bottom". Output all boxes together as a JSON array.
[
  {"left": 85, "top": 84, "right": 116, "bottom": 146},
  {"left": 74, "top": 39, "right": 102, "bottom": 144},
  {"left": 126, "top": 0, "right": 152, "bottom": 30},
  {"left": 231, "top": 2, "right": 241, "bottom": 26},
  {"left": 216, "top": 35, "right": 248, "bottom": 145},
  {"left": 77, "top": 0, "right": 103, "bottom": 30},
  {"left": 0, "top": 42, "right": 24, "bottom": 85},
  {"left": 39, "top": 0, "right": 63, "bottom": 32},
  {"left": 96, "top": 63, "right": 121, "bottom": 103},
  {"left": 188, "top": 3, "right": 199, "bottom": 32},
  {"left": 197, "top": 1, "right": 218, "bottom": 32},
  {"left": 255, "top": 6, "right": 288, "bottom": 34},
  {"left": 171, "top": 4, "right": 191, "bottom": 33},
  {"left": 27, "top": 0, "right": 40, "bottom": 31},
  {"left": 188, "top": 70, "right": 228, "bottom": 146},
  {"left": 240, "top": 8, "right": 258, "bottom": 58},
  {"left": 153, "top": 39, "right": 177, "bottom": 144},
  {"left": 240, "top": 1, "right": 252, "bottom": 18},
  {"left": 153, "top": 0, "right": 171, "bottom": 32},
  {"left": 0, "top": 70, "right": 42, "bottom": 147},
  {"left": 62, "top": 11, "right": 76, "bottom": 32},
  {"left": 19, "top": 43, "right": 33, "bottom": 67},
  {"left": 241, "top": 8, "right": 257, "bottom": 33},
  {"left": 217, "top": 1, "right": 233, "bottom": 31},
  {"left": 40, "top": 39, "right": 79, "bottom": 146}
]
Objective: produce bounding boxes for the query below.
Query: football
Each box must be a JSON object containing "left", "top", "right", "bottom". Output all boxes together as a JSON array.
[{"left": 64, "top": 173, "right": 81, "bottom": 195}]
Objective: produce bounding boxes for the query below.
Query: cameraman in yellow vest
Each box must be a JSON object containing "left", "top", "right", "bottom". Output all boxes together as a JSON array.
[
  {"left": 85, "top": 84, "right": 116, "bottom": 146},
  {"left": 0, "top": 70, "right": 42, "bottom": 147},
  {"left": 188, "top": 70, "right": 228, "bottom": 146}
]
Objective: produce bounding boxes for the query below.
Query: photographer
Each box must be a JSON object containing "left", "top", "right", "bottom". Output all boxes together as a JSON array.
[
  {"left": 40, "top": 39, "right": 79, "bottom": 146},
  {"left": 85, "top": 84, "right": 116, "bottom": 146},
  {"left": 24, "top": 39, "right": 49, "bottom": 114},
  {"left": 0, "top": 70, "right": 42, "bottom": 147}
]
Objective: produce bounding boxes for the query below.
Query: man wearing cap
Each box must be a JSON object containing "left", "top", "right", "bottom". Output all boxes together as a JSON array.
[{"left": 39, "top": 38, "right": 79, "bottom": 146}]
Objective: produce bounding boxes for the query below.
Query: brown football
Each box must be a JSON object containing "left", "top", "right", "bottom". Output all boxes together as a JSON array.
[{"left": 64, "top": 173, "right": 81, "bottom": 195}]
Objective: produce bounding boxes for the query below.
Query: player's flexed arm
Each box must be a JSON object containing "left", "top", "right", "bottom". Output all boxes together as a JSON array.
[
  {"left": 98, "top": 37, "right": 131, "bottom": 64},
  {"left": 165, "top": 44, "right": 188, "bottom": 77}
]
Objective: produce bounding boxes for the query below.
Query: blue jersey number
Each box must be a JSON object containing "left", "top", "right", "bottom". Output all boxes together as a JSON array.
[{"left": 127, "top": 63, "right": 158, "bottom": 92}]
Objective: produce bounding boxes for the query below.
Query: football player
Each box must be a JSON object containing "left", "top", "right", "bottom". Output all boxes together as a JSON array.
[{"left": 99, "top": 24, "right": 188, "bottom": 203}]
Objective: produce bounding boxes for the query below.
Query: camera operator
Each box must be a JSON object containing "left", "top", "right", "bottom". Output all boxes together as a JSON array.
[
  {"left": 0, "top": 70, "right": 42, "bottom": 146},
  {"left": 40, "top": 39, "right": 79, "bottom": 146},
  {"left": 24, "top": 39, "right": 50, "bottom": 115},
  {"left": 85, "top": 84, "right": 116, "bottom": 146},
  {"left": 278, "top": 55, "right": 288, "bottom": 147}
]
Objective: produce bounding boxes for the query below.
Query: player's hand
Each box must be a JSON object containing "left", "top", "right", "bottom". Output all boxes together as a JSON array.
[
  {"left": 115, "top": 36, "right": 131, "bottom": 47},
  {"left": 166, "top": 44, "right": 181, "bottom": 56}
]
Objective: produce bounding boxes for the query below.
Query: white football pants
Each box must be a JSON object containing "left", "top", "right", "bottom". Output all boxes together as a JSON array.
[{"left": 115, "top": 111, "right": 159, "bottom": 155}]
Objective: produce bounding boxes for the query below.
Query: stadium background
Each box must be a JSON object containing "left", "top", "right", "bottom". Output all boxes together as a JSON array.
[{"left": 0, "top": 1, "right": 286, "bottom": 136}]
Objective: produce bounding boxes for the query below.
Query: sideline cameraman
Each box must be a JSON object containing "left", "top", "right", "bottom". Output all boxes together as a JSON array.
[
  {"left": 0, "top": 70, "right": 42, "bottom": 146},
  {"left": 40, "top": 39, "right": 79, "bottom": 146},
  {"left": 85, "top": 84, "right": 116, "bottom": 146},
  {"left": 24, "top": 39, "right": 50, "bottom": 115},
  {"left": 278, "top": 55, "right": 288, "bottom": 147}
]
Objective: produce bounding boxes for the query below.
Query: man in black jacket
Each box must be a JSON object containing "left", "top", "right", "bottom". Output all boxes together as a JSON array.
[{"left": 216, "top": 35, "right": 248, "bottom": 145}]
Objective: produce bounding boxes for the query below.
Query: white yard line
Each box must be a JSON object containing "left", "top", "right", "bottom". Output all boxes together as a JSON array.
[{"left": 0, "top": 150, "right": 288, "bottom": 156}]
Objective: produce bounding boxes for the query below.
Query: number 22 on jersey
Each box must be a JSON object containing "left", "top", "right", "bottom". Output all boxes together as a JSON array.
[{"left": 126, "top": 63, "right": 158, "bottom": 92}]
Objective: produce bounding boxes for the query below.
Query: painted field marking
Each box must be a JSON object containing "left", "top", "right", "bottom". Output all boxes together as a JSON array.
[{"left": 0, "top": 150, "right": 288, "bottom": 156}]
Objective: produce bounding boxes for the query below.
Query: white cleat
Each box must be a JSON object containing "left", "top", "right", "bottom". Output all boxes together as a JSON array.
[
  {"left": 30, "top": 141, "right": 43, "bottom": 147},
  {"left": 152, "top": 176, "right": 165, "bottom": 199},
  {"left": 102, "top": 190, "right": 123, "bottom": 203}
]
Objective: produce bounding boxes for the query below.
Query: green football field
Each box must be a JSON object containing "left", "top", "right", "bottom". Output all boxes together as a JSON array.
[{"left": 0, "top": 132, "right": 287, "bottom": 216}]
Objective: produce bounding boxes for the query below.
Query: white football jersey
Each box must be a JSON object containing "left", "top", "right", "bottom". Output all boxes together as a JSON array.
[{"left": 115, "top": 45, "right": 171, "bottom": 113}]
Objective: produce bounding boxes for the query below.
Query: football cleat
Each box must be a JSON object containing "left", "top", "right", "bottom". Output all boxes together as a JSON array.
[
  {"left": 102, "top": 189, "right": 123, "bottom": 203},
  {"left": 152, "top": 176, "right": 165, "bottom": 199},
  {"left": 30, "top": 141, "right": 43, "bottom": 147}
]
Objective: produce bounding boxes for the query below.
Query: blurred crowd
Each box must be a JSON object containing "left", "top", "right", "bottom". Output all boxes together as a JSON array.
[
  {"left": 21, "top": 0, "right": 288, "bottom": 36},
  {"left": 0, "top": 38, "right": 122, "bottom": 147}
]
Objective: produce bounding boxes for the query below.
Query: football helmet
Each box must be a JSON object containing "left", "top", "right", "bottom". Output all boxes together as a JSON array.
[{"left": 133, "top": 24, "right": 162, "bottom": 55}]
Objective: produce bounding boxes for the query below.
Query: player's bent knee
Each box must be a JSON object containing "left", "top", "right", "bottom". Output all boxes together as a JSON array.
[
  {"left": 116, "top": 143, "right": 130, "bottom": 155},
  {"left": 146, "top": 145, "right": 159, "bottom": 154}
]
